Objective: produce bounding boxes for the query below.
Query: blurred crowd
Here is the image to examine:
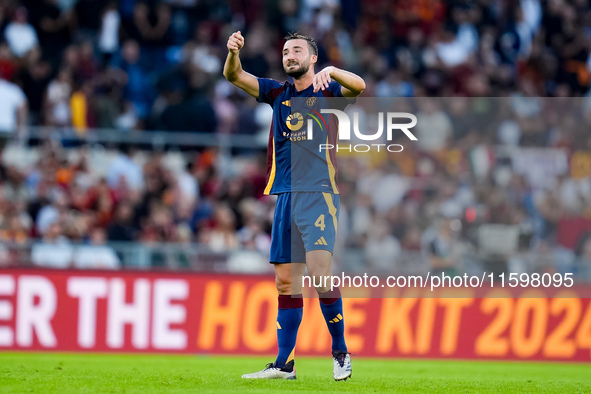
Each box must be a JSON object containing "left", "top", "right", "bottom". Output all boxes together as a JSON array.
[
  {"left": 1, "top": 96, "right": 591, "bottom": 275},
  {"left": 0, "top": 0, "right": 590, "bottom": 275},
  {"left": 334, "top": 94, "right": 591, "bottom": 277},
  {"left": 0, "top": 143, "right": 275, "bottom": 269},
  {"left": 0, "top": 0, "right": 590, "bottom": 133}
]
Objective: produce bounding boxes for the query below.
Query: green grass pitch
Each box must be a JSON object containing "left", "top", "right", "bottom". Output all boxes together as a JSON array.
[{"left": 1, "top": 352, "right": 590, "bottom": 393}]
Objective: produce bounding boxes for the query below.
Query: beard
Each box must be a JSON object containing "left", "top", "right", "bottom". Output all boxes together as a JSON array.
[{"left": 284, "top": 61, "right": 310, "bottom": 78}]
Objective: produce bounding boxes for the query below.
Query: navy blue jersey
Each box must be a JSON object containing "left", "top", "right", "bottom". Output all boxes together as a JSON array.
[{"left": 257, "top": 78, "right": 348, "bottom": 195}]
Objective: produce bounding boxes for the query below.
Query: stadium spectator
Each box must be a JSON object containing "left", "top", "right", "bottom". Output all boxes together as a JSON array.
[
  {"left": 183, "top": 22, "right": 223, "bottom": 76},
  {"left": 422, "top": 216, "right": 462, "bottom": 276},
  {"left": 85, "top": 178, "right": 116, "bottom": 227},
  {"left": 0, "top": 76, "right": 27, "bottom": 135},
  {"left": 2, "top": 165, "right": 28, "bottom": 203},
  {"left": 116, "top": 40, "right": 152, "bottom": 119},
  {"left": 127, "top": 1, "right": 171, "bottom": 71},
  {"left": 73, "top": 227, "right": 120, "bottom": 269},
  {"left": 36, "top": 192, "right": 69, "bottom": 236},
  {"left": 31, "top": 222, "right": 73, "bottom": 268},
  {"left": 0, "top": 43, "right": 17, "bottom": 81},
  {"left": 45, "top": 68, "right": 73, "bottom": 127},
  {"left": 414, "top": 99, "right": 453, "bottom": 152},
  {"left": 107, "top": 146, "right": 143, "bottom": 192},
  {"left": 28, "top": 0, "right": 72, "bottom": 67},
  {"left": 19, "top": 59, "right": 52, "bottom": 125},
  {"left": 98, "top": 2, "right": 121, "bottom": 65},
  {"left": 0, "top": 213, "right": 30, "bottom": 245},
  {"left": 176, "top": 161, "right": 199, "bottom": 204},
  {"left": 199, "top": 204, "right": 239, "bottom": 252},
  {"left": 364, "top": 219, "right": 401, "bottom": 272},
  {"left": 70, "top": 80, "right": 95, "bottom": 131},
  {"left": 4, "top": 7, "right": 39, "bottom": 58},
  {"left": 75, "top": 41, "right": 99, "bottom": 81},
  {"left": 107, "top": 201, "right": 137, "bottom": 242},
  {"left": 237, "top": 217, "right": 271, "bottom": 257}
]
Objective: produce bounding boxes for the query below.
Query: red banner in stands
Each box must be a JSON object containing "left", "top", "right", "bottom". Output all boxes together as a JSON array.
[{"left": 0, "top": 269, "right": 590, "bottom": 361}]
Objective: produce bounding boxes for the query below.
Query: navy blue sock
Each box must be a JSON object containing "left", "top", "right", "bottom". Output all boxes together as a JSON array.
[
  {"left": 318, "top": 288, "right": 347, "bottom": 352},
  {"left": 275, "top": 294, "right": 303, "bottom": 368}
]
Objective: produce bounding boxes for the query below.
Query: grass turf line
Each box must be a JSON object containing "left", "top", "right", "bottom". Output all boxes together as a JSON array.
[{"left": 1, "top": 353, "right": 590, "bottom": 393}]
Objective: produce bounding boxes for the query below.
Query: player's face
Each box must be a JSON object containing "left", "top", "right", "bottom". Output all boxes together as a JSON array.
[{"left": 282, "top": 39, "right": 316, "bottom": 78}]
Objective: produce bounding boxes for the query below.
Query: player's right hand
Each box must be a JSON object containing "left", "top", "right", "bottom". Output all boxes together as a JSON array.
[{"left": 227, "top": 31, "right": 244, "bottom": 54}]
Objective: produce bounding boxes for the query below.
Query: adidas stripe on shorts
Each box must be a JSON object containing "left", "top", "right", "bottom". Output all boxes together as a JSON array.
[{"left": 270, "top": 192, "right": 339, "bottom": 264}]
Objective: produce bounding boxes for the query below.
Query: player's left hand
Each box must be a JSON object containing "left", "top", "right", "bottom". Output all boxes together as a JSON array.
[{"left": 313, "top": 66, "right": 334, "bottom": 93}]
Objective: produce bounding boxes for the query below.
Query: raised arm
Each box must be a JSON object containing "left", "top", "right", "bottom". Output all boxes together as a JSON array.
[
  {"left": 313, "top": 66, "right": 366, "bottom": 98},
  {"left": 223, "top": 31, "right": 259, "bottom": 99}
]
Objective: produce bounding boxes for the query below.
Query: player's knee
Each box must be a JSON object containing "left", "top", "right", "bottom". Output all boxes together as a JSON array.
[
  {"left": 311, "top": 276, "right": 331, "bottom": 293},
  {"left": 315, "top": 286, "right": 331, "bottom": 294},
  {"left": 275, "top": 275, "right": 292, "bottom": 295}
]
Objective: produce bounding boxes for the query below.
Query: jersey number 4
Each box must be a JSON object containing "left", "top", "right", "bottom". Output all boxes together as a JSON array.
[{"left": 315, "top": 214, "right": 325, "bottom": 231}]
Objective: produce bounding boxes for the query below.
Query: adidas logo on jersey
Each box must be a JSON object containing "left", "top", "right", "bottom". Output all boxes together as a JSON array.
[{"left": 314, "top": 237, "right": 328, "bottom": 246}]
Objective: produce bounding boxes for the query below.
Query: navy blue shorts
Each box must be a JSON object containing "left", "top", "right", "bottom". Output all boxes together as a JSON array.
[{"left": 270, "top": 192, "right": 339, "bottom": 264}]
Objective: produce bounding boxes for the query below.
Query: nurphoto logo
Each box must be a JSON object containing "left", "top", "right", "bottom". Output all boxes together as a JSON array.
[{"left": 306, "top": 110, "right": 418, "bottom": 152}]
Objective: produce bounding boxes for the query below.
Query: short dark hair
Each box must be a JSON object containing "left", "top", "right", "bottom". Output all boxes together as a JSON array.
[{"left": 284, "top": 32, "right": 318, "bottom": 56}]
